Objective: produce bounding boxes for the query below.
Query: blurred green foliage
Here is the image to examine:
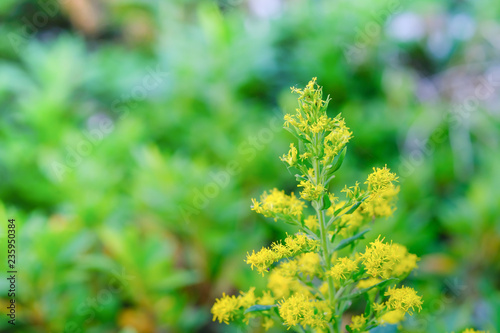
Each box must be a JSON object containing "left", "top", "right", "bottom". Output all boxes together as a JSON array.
[{"left": 0, "top": 0, "right": 499, "bottom": 332}]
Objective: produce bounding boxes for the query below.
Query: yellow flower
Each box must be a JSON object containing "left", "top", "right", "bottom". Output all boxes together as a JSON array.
[
  {"left": 284, "top": 233, "right": 319, "bottom": 253},
  {"left": 246, "top": 247, "right": 279, "bottom": 275},
  {"left": 357, "top": 277, "right": 381, "bottom": 290},
  {"left": 211, "top": 288, "right": 258, "bottom": 324},
  {"left": 278, "top": 293, "right": 329, "bottom": 329},
  {"left": 239, "top": 287, "right": 257, "bottom": 308},
  {"left": 360, "top": 236, "right": 399, "bottom": 279},
  {"left": 391, "top": 244, "right": 419, "bottom": 277},
  {"left": 341, "top": 182, "right": 363, "bottom": 200},
  {"left": 304, "top": 214, "right": 318, "bottom": 231},
  {"left": 384, "top": 286, "right": 423, "bottom": 315},
  {"left": 300, "top": 152, "right": 312, "bottom": 160},
  {"left": 211, "top": 293, "right": 240, "bottom": 324},
  {"left": 380, "top": 310, "right": 405, "bottom": 324},
  {"left": 462, "top": 329, "right": 489, "bottom": 333},
  {"left": 280, "top": 143, "right": 298, "bottom": 166},
  {"left": 362, "top": 166, "right": 399, "bottom": 218},
  {"left": 298, "top": 180, "right": 325, "bottom": 201},
  {"left": 259, "top": 291, "right": 275, "bottom": 305},
  {"left": 338, "top": 210, "right": 365, "bottom": 238},
  {"left": 349, "top": 314, "right": 367, "bottom": 331},
  {"left": 365, "top": 165, "right": 398, "bottom": 194},
  {"left": 372, "top": 302, "right": 385, "bottom": 313},
  {"left": 327, "top": 257, "right": 358, "bottom": 280},
  {"left": 361, "top": 184, "right": 399, "bottom": 218},
  {"left": 297, "top": 252, "right": 321, "bottom": 279},
  {"left": 262, "top": 317, "right": 274, "bottom": 331},
  {"left": 251, "top": 188, "right": 305, "bottom": 221},
  {"left": 319, "top": 282, "right": 329, "bottom": 298},
  {"left": 268, "top": 269, "right": 300, "bottom": 298},
  {"left": 246, "top": 234, "right": 319, "bottom": 275},
  {"left": 284, "top": 113, "right": 299, "bottom": 128},
  {"left": 322, "top": 120, "right": 352, "bottom": 165}
]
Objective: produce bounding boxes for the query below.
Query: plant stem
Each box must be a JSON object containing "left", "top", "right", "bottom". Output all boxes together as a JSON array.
[{"left": 314, "top": 158, "right": 337, "bottom": 333}]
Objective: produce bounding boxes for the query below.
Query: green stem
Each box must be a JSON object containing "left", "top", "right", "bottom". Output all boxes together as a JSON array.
[{"left": 314, "top": 158, "right": 337, "bottom": 333}]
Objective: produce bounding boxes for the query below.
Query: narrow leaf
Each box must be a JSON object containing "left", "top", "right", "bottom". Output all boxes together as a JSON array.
[
  {"left": 339, "top": 278, "right": 398, "bottom": 301},
  {"left": 244, "top": 304, "right": 277, "bottom": 314},
  {"left": 344, "top": 200, "right": 364, "bottom": 215},
  {"left": 330, "top": 147, "right": 347, "bottom": 173},
  {"left": 283, "top": 126, "right": 301, "bottom": 141},
  {"left": 283, "top": 127, "right": 311, "bottom": 144},
  {"left": 322, "top": 193, "right": 332, "bottom": 210},
  {"left": 333, "top": 229, "right": 370, "bottom": 250}
]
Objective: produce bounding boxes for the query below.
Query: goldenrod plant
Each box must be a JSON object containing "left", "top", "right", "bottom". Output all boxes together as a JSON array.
[{"left": 212, "top": 78, "right": 422, "bottom": 332}]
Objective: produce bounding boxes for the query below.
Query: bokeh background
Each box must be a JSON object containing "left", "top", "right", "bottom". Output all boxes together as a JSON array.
[{"left": 0, "top": 0, "right": 499, "bottom": 332}]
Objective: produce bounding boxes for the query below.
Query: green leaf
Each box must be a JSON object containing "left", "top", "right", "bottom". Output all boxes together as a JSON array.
[
  {"left": 322, "top": 193, "right": 332, "bottom": 210},
  {"left": 283, "top": 126, "right": 301, "bottom": 141},
  {"left": 333, "top": 201, "right": 350, "bottom": 216},
  {"left": 295, "top": 174, "right": 307, "bottom": 181},
  {"left": 344, "top": 200, "right": 364, "bottom": 215},
  {"left": 283, "top": 126, "right": 311, "bottom": 144},
  {"left": 339, "top": 278, "right": 398, "bottom": 301},
  {"left": 244, "top": 304, "right": 277, "bottom": 314},
  {"left": 330, "top": 147, "right": 347, "bottom": 173},
  {"left": 281, "top": 216, "right": 300, "bottom": 226},
  {"left": 335, "top": 197, "right": 367, "bottom": 217},
  {"left": 333, "top": 229, "right": 370, "bottom": 250},
  {"left": 364, "top": 293, "right": 372, "bottom": 317},
  {"left": 298, "top": 139, "right": 307, "bottom": 155}
]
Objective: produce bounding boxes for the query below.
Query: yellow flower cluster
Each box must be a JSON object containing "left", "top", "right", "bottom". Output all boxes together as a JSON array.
[
  {"left": 326, "top": 166, "right": 399, "bottom": 238},
  {"left": 461, "top": 329, "right": 489, "bottom": 333},
  {"left": 322, "top": 120, "right": 352, "bottom": 165},
  {"left": 285, "top": 78, "right": 353, "bottom": 168},
  {"left": 349, "top": 314, "right": 367, "bottom": 331},
  {"left": 365, "top": 165, "right": 398, "bottom": 194},
  {"left": 337, "top": 209, "right": 364, "bottom": 238},
  {"left": 360, "top": 237, "right": 400, "bottom": 279},
  {"left": 280, "top": 143, "right": 298, "bottom": 166},
  {"left": 360, "top": 236, "right": 419, "bottom": 279},
  {"left": 384, "top": 286, "right": 423, "bottom": 314},
  {"left": 246, "top": 234, "right": 319, "bottom": 275},
  {"left": 361, "top": 184, "right": 399, "bottom": 218},
  {"left": 262, "top": 317, "right": 274, "bottom": 331},
  {"left": 278, "top": 293, "right": 331, "bottom": 329},
  {"left": 268, "top": 266, "right": 307, "bottom": 298},
  {"left": 211, "top": 288, "right": 258, "bottom": 324},
  {"left": 362, "top": 166, "right": 399, "bottom": 219},
  {"left": 357, "top": 277, "right": 382, "bottom": 290},
  {"left": 391, "top": 244, "right": 419, "bottom": 277},
  {"left": 380, "top": 309, "right": 405, "bottom": 324},
  {"left": 251, "top": 188, "right": 305, "bottom": 221},
  {"left": 212, "top": 78, "right": 423, "bottom": 332},
  {"left": 304, "top": 214, "right": 319, "bottom": 231},
  {"left": 341, "top": 182, "right": 363, "bottom": 200},
  {"left": 297, "top": 252, "right": 322, "bottom": 279},
  {"left": 327, "top": 257, "right": 358, "bottom": 280},
  {"left": 298, "top": 180, "right": 325, "bottom": 201}
]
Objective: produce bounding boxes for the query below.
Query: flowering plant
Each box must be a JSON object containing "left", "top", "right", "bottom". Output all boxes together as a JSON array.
[{"left": 212, "top": 78, "right": 422, "bottom": 332}]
